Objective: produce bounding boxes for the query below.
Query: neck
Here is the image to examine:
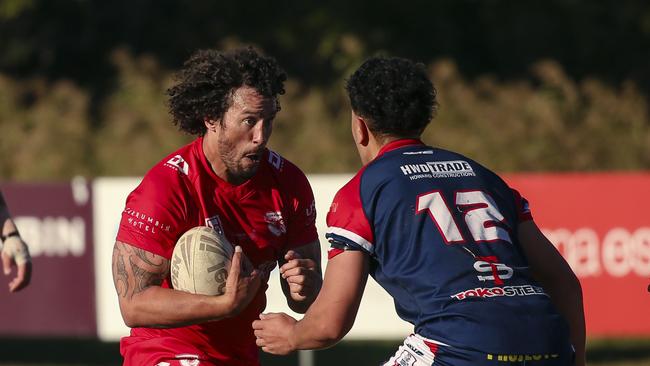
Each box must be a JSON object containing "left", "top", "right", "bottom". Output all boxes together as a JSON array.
[{"left": 363, "top": 135, "right": 409, "bottom": 164}]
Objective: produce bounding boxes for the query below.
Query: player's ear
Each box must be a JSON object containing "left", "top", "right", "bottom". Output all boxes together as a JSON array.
[
  {"left": 351, "top": 111, "right": 370, "bottom": 147},
  {"left": 204, "top": 118, "right": 218, "bottom": 132}
]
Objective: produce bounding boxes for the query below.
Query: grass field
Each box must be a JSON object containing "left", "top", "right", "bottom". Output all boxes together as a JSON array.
[{"left": 0, "top": 338, "right": 648, "bottom": 365}]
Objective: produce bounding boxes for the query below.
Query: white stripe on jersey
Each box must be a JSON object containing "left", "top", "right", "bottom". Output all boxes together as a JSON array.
[{"left": 326, "top": 226, "right": 374, "bottom": 253}]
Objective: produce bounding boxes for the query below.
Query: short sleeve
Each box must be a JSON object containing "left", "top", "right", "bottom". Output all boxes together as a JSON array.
[
  {"left": 116, "top": 169, "right": 194, "bottom": 259},
  {"left": 511, "top": 188, "right": 533, "bottom": 223},
  {"left": 325, "top": 172, "right": 374, "bottom": 259},
  {"left": 282, "top": 162, "right": 319, "bottom": 249}
]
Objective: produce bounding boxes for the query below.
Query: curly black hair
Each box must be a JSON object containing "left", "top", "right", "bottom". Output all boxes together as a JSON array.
[
  {"left": 167, "top": 47, "right": 287, "bottom": 135},
  {"left": 345, "top": 56, "right": 437, "bottom": 138}
]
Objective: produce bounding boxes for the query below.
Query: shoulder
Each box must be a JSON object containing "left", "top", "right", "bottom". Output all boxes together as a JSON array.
[
  {"left": 264, "top": 149, "right": 311, "bottom": 189},
  {"left": 432, "top": 148, "right": 523, "bottom": 211},
  {"left": 130, "top": 140, "right": 199, "bottom": 204},
  {"left": 265, "top": 149, "right": 306, "bottom": 177},
  {"left": 326, "top": 167, "right": 374, "bottom": 251},
  {"left": 119, "top": 141, "right": 200, "bottom": 256},
  {"left": 154, "top": 138, "right": 200, "bottom": 179},
  {"left": 434, "top": 147, "right": 507, "bottom": 182},
  {"left": 330, "top": 168, "right": 366, "bottom": 214}
]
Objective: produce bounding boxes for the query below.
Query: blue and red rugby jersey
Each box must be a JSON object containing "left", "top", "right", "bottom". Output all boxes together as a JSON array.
[{"left": 326, "top": 139, "right": 571, "bottom": 354}]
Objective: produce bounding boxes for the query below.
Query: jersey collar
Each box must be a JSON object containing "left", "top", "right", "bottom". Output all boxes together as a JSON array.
[{"left": 376, "top": 138, "right": 425, "bottom": 158}]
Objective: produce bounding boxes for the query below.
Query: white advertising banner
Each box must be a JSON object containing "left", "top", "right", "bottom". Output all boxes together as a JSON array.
[
  {"left": 93, "top": 175, "right": 411, "bottom": 342},
  {"left": 93, "top": 177, "right": 141, "bottom": 341}
]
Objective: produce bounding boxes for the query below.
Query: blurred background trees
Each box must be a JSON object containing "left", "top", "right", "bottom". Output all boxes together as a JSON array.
[{"left": 0, "top": 0, "right": 648, "bottom": 179}]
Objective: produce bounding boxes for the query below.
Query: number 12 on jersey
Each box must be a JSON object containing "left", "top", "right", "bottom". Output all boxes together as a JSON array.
[{"left": 416, "top": 190, "right": 512, "bottom": 245}]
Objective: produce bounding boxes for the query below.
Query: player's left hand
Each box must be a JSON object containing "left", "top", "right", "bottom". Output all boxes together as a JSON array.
[
  {"left": 253, "top": 312, "right": 297, "bottom": 355},
  {"left": 280, "top": 250, "right": 321, "bottom": 302},
  {"left": 1, "top": 235, "right": 32, "bottom": 292}
]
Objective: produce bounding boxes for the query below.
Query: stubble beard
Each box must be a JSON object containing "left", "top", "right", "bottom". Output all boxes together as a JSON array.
[{"left": 218, "top": 140, "right": 258, "bottom": 184}]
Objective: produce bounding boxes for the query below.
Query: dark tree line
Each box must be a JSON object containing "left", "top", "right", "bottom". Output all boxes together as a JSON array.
[
  {"left": 0, "top": 0, "right": 648, "bottom": 179},
  {"left": 2, "top": 0, "right": 649, "bottom": 89}
]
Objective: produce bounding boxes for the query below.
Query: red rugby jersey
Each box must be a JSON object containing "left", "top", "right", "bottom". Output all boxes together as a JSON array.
[{"left": 116, "top": 137, "right": 318, "bottom": 366}]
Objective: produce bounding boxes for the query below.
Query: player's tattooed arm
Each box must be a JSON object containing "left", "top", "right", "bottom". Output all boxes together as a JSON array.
[
  {"left": 112, "top": 239, "right": 262, "bottom": 328},
  {"left": 112, "top": 241, "right": 169, "bottom": 300}
]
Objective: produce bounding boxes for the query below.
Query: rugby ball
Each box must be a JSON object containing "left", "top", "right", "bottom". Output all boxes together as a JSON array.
[{"left": 170, "top": 226, "right": 235, "bottom": 296}]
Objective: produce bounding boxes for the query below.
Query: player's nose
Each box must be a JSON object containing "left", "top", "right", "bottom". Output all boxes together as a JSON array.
[{"left": 252, "top": 120, "right": 271, "bottom": 145}]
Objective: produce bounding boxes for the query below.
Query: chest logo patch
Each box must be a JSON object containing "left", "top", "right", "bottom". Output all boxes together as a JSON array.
[
  {"left": 204, "top": 215, "right": 224, "bottom": 236},
  {"left": 265, "top": 211, "right": 286, "bottom": 236}
]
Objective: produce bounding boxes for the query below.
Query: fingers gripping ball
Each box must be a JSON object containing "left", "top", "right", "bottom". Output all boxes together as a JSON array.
[
  {"left": 171, "top": 226, "right": 237, "bottom": 295},
  {"left": 1, "top": 236, "right": 31, "bottom": 265}
]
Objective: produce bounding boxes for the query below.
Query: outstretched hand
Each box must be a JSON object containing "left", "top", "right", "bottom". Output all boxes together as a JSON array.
[{"left": 252, "top": 312, "right": 298, "bottom": 355}]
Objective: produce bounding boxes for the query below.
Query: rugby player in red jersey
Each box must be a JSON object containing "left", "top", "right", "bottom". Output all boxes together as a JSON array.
[
  {"left": 112, "top": 47, "right": 322, "bottom": 366},
  {"left": 253, "top": 56, "right": 586, "bottom": 366}
]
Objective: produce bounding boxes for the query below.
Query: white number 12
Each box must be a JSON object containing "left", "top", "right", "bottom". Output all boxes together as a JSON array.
[{"left": 416, "top": 190, "right": 512, "bottom": 245}]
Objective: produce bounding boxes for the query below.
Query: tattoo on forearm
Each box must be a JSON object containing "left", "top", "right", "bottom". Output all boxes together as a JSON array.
[
  {"left": 112, "top": 242, "right": 169, "bottom": 300},
  {"left": 129, "top": 255, "right": 165, "bottom": 296}
]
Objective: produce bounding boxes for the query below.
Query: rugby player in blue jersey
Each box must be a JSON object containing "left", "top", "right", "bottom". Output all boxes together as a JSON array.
[{"left": 253, "top": 56, "right": 585, "bottom": 366}]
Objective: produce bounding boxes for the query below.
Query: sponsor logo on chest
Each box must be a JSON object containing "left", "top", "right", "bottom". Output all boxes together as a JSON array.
[
  {"left": 204, "top": 215, "right": 224, "bottom": 236},
  {"left": 204, "top": 210, "right": 287, "bottom": 241},
  {"left": 265, "top": 211, "right": 286, "bottom": 236}
]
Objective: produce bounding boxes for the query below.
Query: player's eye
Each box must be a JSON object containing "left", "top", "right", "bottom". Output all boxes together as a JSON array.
[{"left": 243, "top": 118, "right": 257, "bottom": 126}]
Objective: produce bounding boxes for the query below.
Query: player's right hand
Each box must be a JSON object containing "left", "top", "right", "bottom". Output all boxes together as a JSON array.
[
  {"left": 253, "top": 312, "right": 298, "bottom": 355},
  {"left": 1, "top": 235, "right": 32, "bottom": 293},
  {"left": 223, "top": 246, "right": 261, "bottom": 317}
]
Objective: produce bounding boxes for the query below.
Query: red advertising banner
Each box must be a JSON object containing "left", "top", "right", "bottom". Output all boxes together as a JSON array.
[
  {"left": 0, "top": 181, "right": 96, "bottom": 336},
  {"left": 503, "top": 173, "right": 650, "bottom": 337}
]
